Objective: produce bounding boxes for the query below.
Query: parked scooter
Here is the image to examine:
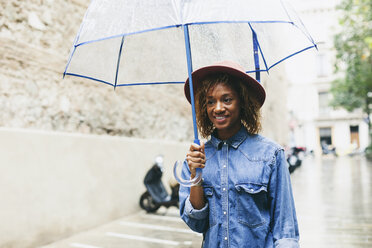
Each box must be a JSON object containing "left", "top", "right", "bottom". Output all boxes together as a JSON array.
[
  {"left": 286, "top": 146, "right": 305, "bottom": 173},
  {"left": 139, "top": 155, "right": 180, "bottom": 213}
]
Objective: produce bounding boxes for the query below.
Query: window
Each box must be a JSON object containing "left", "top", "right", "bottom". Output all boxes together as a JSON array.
[
  {"left": 350, "top": 125, "right": 360, "bottom": 148},
  {"left": 318, "top": 91, "right": 331, "bottom": 115},
  {"left": 316, "top": 53, "right": 330, "bottom": 77},
  {"left": 319, "top": 127, "right": 332, "bottom": 145}
]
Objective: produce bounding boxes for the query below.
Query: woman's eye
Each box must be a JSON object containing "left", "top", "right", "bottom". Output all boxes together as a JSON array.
[
  {"left": 224, "top": 98, "right": 232, "bottom": 103},
  {"left": 207, "top": 100, "right": 214, "bottom": 105}
]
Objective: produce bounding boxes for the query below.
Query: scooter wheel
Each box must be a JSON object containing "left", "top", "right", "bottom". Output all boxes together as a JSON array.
[{"left": 139, "top": 192, "right": 160, "bottom": 213}]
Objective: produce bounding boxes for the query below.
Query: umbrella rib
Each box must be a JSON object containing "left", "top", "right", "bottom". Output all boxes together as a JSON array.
[
  {"left": 74, "top": 21, "right": 293, "bottom": 47},
  {"left": 292, "top": 22, "right": 317, "bottom": 46},
  {"left": 75, "top": 25, "right": 182, "bottom": 47},
  {"left": 248, "top": 23, "right": 270, "bottom": 73},
  {"left": 114, "top": 36, "right": 125, "bottom": 88},
  {"left": 63, "top": 45, "right": 77, "bottom": 79},
  {"left": 279, "top": 0, "right": 317, "bottom": 45},
  {"left": 250, "top": 25, "right": 261, "bottom": 82},
  {"left": 64, "top": 0, "right": 96, "bottom": 76},
  {"left": 256, "top": 38, "right": 269, "bottom": 73},
  {"left": 280, "top": 0, "right": 294, "bottom": 25}
]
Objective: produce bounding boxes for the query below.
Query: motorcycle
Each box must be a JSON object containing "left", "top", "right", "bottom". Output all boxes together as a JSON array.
[{"left": 139, "top": 155, "right": 180, "bottom": 213}]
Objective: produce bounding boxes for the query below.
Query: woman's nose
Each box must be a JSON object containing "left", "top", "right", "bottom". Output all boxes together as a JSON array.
[{"left": 215, "top": 101, "right": 224, "bottom": 112}]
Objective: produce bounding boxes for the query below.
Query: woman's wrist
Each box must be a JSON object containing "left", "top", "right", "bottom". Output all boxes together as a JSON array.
[{"left": 192, "top": 178, "right": 203, "bottom": 187}]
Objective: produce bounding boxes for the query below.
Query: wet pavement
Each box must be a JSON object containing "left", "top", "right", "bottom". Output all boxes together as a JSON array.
[
  {"left": 291, "top": 155, "right": 372, "bottom": 248},
  {"left": 40, "top": 155, "right": 371, "bottom": 248}
]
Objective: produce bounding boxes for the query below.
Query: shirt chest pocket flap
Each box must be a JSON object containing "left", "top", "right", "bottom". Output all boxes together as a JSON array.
[{"left": 235, "top": 183, "right": 268, "bottom": 228}]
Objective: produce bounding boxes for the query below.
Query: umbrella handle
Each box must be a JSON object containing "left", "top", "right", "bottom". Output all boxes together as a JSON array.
[
  {"left": 173, "top": 160, "right": 202, "bottom": 187},
  {"left": 173, "top": 138, "right": 203, "bottom": 187}
]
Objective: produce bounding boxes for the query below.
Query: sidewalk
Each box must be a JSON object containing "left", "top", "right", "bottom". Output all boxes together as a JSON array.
[
  {"left": 40, "top": 155, "right": 372, "bottom": 248},
  {"left": 39, "top": 207, "right": 202, "bottom": 248}
]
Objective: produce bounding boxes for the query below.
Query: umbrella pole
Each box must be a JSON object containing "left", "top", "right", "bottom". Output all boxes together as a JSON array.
[
  {"left": 171, "top": 24, "right": 203, "bottom": 187},
  {"left": 183, "top": 24, "right": 200, "bottom": 146},
  {"left": 252, "top": 28, "right": 261, "bottom": 82}
]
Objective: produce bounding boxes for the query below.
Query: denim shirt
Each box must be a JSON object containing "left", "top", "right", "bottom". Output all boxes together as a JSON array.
[{"left": 179, "top": 127, "right": 299, "bottom": 248}]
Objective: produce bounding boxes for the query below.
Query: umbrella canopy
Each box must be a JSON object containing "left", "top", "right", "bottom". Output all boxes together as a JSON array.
[
  {"left": 64, "top": 0, "right": 316, "bottom": 87},
  {"left": 64, "top": 0, "right": 316, "bottom": 186}
]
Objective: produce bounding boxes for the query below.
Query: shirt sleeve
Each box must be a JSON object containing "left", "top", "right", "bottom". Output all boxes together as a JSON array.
[
  {"left": 184, "top": 196, "right": 209, "bottom": 218},
  {"left": 269, "top": 149, "right": 300, "bottom": 248},
  {"left": 179, "top": 160, "right": 209, "bottom": 233}
]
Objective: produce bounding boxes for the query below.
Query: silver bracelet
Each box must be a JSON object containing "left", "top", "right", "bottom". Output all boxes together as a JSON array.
[{"left": 192, "top": 178, "right": 203, "bottom": 187}]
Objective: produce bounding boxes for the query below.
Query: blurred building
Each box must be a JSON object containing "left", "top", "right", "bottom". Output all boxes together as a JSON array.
[{"left": 285, "top": 0, "right": 369, "bottom": 155}]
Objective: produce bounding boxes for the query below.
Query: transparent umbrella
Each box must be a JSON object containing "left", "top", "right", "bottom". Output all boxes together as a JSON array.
[{"left": 64, "top": 0, "right": 316, "bottom": 186}]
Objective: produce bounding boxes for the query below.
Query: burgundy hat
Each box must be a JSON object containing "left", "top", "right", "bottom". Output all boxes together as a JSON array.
[{"left": 184, "top": 61, "right": 266, "bottom": 108}]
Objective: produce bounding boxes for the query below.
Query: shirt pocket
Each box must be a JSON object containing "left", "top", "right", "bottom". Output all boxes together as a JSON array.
[
  {"left": 235, "top": 182, "right": 268, "bottom": 228},
  {"left": 203, "top": 186, "right": 217, "bottom": 227}
]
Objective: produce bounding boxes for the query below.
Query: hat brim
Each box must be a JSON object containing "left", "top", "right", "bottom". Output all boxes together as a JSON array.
[{"left": 184, "top": 65, "right": 266, "bottom": 107}]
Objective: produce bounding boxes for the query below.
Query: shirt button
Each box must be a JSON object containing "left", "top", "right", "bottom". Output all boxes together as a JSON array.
[
  {"left": 224, "top": 237, "right": 228, "bottom": 240},
  {"left": 223, "top": 165, "right": 226, "bottom": 168},
  {"left": 223, "top": 188, "right": 226, "bottom": 191},
  {"left": 224, "top": 211, "right": 227, "bottom": 215}
]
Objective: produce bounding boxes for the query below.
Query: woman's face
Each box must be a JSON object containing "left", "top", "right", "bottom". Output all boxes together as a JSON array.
[{"left": 206, "top": 82, "right": 241, "bottom": 140}]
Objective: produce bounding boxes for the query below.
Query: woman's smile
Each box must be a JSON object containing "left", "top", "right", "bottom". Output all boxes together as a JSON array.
[{"left": 215, "top": 116, "right": 227, "bottom": 120}]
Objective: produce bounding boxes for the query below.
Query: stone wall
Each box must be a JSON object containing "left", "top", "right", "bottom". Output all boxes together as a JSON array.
[
  {"left": 0, "top": 0, "right": 193, "bottom": 142},
  {"left": 1, "top": 0, "right": 288, "bottom": 144}
]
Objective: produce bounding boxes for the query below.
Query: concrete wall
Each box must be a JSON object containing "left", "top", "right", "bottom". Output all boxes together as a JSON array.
[{"left": 0, "top": 128, "right": 188, "bottom": 248}]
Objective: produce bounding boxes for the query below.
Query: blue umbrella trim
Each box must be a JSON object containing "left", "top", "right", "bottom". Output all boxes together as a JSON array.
[{"left": 64, "top": 72, "right": 184, "bottom": 87}]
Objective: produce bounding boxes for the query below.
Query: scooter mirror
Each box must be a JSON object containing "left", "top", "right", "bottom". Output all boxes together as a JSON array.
[
  {"left": 173, "top": 160, "right": 202, "bottom": 187},
  {"left": 154, "top": 155, "right": 164, "bottom": 171},
  {"left": 155, "top": 155, "right": 164, "bottom": 165}
]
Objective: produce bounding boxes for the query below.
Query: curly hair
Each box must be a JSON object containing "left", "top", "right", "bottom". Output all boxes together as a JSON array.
[{"left": 195, "top": 73, "right": 262, "bottom": 138}]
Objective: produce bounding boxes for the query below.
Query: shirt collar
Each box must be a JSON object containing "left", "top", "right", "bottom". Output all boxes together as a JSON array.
[{"left": 210, "top": 127, "right": 249, "bottom": 149}]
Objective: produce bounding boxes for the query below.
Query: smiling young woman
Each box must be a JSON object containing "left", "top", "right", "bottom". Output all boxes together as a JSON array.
[
  {"left": 179, "top": 61, "right": 300, "bottom": 248},
  {"left": 195, "top": 72, "right": 261, "bottom": 141},
  {"left": 206, "top": 82, "right": 241, "bottom": 140}
]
